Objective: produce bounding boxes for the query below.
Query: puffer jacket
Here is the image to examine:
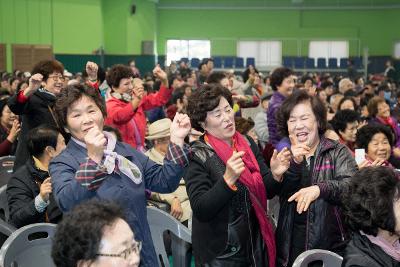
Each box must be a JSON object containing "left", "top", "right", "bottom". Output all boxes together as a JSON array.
[{"left": 266, "top": 137, "right": 358, "bottom": 267}]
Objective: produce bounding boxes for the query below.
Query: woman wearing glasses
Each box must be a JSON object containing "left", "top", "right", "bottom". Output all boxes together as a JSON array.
[
  {"left": 7, "top": 59, "right": 65, "bottom": 171},
  {"left": 52, "top": 199, "right": 141, "bottom": 267}
]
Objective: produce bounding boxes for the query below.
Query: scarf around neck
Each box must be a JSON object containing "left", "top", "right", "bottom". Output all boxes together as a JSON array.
[
  {"left": 72, "top": 131, "right": 142, "bottom": 184},
  {"left": 205, "top": 131, "right": 276, "bottom": 267}
]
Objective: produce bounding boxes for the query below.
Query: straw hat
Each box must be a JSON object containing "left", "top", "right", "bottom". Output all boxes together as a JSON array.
[{"left": 145, "top": 118, "right": 171, "bottom": 140}]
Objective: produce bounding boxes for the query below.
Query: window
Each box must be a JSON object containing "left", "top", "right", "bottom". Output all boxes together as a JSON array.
[
  {"left": 166, "top": 40, "right": 210, "bottom": 65},
  {"left": 308, "top": 41, "right": 349, "bottom": 67},
  {"left": 394, "top": 42, "right": 400, "bottom": 59},
  {"left": 237, "top": 41, "right": 282, "bottom": 67}
]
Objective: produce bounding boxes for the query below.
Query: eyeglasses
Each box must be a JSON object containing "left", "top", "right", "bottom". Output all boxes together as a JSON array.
[
  {"left": 96, "top": 241, "right": 142, "bottom": 260},
  {"left": 48, "top": 75, "right": 65, "bottom": 82}
]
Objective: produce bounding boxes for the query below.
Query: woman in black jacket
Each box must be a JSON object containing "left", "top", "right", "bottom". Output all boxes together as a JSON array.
[
  {"left": 6, "top": 125, "right": 65, "bottom": 228},
  {"left": 185, "top": 84, "right": 291, "bottom": 267},
  {"left": 270, "top": 90, "right": 358, "bottom": 266},
  {"left": 342, "top": 167, "right": 400, "bottom": 267},
  {"left": 7, "top": 60, "right": 64, "bottom": 171}
]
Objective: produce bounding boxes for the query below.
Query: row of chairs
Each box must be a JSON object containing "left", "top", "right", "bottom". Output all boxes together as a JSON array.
[
  {"left": 283, "top": 57, "right": 364, "bottom": 69},
  {"left": 180, "top": 57, "right": 255, "bottom": 69}
]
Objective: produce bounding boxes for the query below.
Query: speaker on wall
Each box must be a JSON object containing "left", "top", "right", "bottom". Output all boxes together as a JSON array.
[{"left": 131, "top": 4, "right": 136, "bottom": 15}]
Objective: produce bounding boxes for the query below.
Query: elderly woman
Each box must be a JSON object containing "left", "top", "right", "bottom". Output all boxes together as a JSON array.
[
  {"left": 368, "top": 96, "right": 400, "bottom": 159},
  {"left": 52, "top": 199, "right": 141, "bottom": 267},
  {"left": 330, "top": 109, "right": 361, "bottom": 155},
  {"left": 271, "top": 90, "right": 358, "bottom": 267},
  {"left": 49, "top": 84, "right": 191, "bottom": 266},
  {"left": 8, "top": 60, "right": 64, "bottom": 170},
  {"left": 105, "top": 64, "right": 172, "bottom": 151},
  {"left": 185, "top": 83, "right": 292, "bottom": 267},
  {"left": 342, "top": 167, "right": 400, "bottom": 266},
  {"left": 0, "top": 98, "right": 20, "bottom": 156},
  {"left": 355, "top": 124, "right": 394, "bottom": 168}
]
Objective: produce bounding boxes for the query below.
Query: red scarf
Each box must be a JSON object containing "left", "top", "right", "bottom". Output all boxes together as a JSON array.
[
  {"left": 377, "top": 116, "right": 397, "bottom": 131},
  {"left": 205, "top": 131, "right": 276, "bottom": 267}
]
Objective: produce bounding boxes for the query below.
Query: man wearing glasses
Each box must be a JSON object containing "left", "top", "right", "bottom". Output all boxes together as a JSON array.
[{"left": 52, "top": 199, "right": 141, "bottom": 267}]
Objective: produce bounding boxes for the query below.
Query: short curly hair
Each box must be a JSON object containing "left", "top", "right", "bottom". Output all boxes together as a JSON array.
[
  {"left": 31, "top": 60, "right": 64, "bottom": 81},
  {"left": 355, "top": 124, "right": 393, "bottom": 152},
  {"left": 54, "top": 84, "right": 107, "bottom": 136},
  {"left": 331, "top": 109, "right": 360, "bottom": 134},
  {"left": 367, "top": 96, "right": 387, "bottom": 117},
  {"left": 186, "top": 83, "right": 233, "bottom": 132},
  {"left": 269, "top": 67, "right": 293, "bottom": 91},
  {"left": 343, "top": 166, "right": 400, "bottom": 236},
  {"left": 276, "top": 90, "right": 327, "bottom": 138},
  {"left": 106, "top": 64, "right": 133, "bottom": 89},
  {"left": 52, "top": 199, "right": 126, "bottom": 267}
]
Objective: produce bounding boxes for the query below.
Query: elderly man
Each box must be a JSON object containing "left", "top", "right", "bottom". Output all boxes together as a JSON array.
[{"left": 145, "top": 118, "right": 192, "bottom": 223}]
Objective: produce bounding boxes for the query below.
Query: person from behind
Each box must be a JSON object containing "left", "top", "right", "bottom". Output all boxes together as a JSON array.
[
  {"left": 52, "top": 199, "right": 140, "bottom": 267},
  {"left": 7, "top": 125, "right": 65, "bottom": 228},
  {"left": 342, "top": 167, "right": 400, "bottom": 267}
]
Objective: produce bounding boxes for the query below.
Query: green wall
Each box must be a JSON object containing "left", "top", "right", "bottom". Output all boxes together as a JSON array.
[{"left": 157, "top": 8, "right": 399, "bottom": 57}]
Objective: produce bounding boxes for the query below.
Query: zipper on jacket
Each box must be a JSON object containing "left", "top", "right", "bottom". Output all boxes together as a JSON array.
[
  {"left": 245, "top": 190, "right": 257, "bottom": 266},
  {"left": 334, "top": 207, "right": 345, "bottom": 241}
]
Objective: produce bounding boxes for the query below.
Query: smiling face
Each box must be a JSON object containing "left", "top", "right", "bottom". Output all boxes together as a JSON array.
[
  {"left": 377, "top": 101, "right": 391, "bottom": 119},
  {"left": 0, "top": 105, "right": 18, "bottom": 129},
  {"left": 287, "top": 100, "right": 320, "bottom": 148},
  {"left": 113, "top": 78, "right": 134, "bottom": 96},
  {"left": 44, "top": 71, "right": 64, "bottom": 95},
  {"left": 65, "top": 95, "right": 105, "bottom": 141},
  {"left": 340, "top": 121, "right": 359, "bottom": 143},
  {"left": 203, "top": 97, "right": 235, "bottom": 143},
  {"left": 277, "top": 76, "right": 295, "bottom": 98},
  {"left": 367, "top": 132, "right": 391, "bottom": 162}
]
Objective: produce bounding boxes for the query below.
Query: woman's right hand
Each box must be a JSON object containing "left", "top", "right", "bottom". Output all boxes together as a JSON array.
[
  {"left": 84, "top": 126, "right": 106, "bottom": 164},
  {"left": 358, "top": 158, "right": 384, "bottom": 169},
  {"left": 7, "top": 120, "right": 20, "bottom": 143},
  {"left": 39, "top": 177, "right": 52, "bottom": 202},
  {"left": 223, "top": 151, "right": 245, "bottom": 186}
]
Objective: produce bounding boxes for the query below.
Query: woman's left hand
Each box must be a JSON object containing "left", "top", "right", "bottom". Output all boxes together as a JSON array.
[
  {"left": 288, "top": 185, "right": 320, "bottom": 214},
  {"left": 170, "top": 113, "right": 191, "bottom": 146}
]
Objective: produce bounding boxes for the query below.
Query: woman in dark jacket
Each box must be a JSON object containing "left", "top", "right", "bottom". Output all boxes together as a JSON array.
[
  {"left": 185, "top": 84, "right": 292, "bottom": 267},
  {"left": 270, "top": 90, "right": 358, "bottom": 267},
  {"left": 8, "top": 60, "right": 64, "bottom": 171},
  {"left": 342, "top": 167, "right": 400, "bottom": 267},
  {"left": 0, "top": 98, "right": 20, "bottom": 156},
  {"left": 6, "top": 125, "right": 65, "bottom": 228}
]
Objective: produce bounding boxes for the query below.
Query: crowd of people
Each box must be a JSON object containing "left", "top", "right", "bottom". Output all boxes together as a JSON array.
[{"left": 0, "top": 57, "right": 399, "bottom": 267}]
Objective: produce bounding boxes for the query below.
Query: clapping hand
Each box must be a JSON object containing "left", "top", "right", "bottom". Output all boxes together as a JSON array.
[
  {"left": 153, "top": 64, "right": 168, "bottom": 87},
  {"left": 86, "top": 61, "right": 98, "bottom": 81},
  {"left": 270, "top": 147, "right": 291, "bottom": 182}
]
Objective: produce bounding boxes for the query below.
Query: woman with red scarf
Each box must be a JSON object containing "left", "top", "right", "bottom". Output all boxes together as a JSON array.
[
  {"left": 368, "top": 96, "right": 400, "bottom": 159},
  {"left": 185, "top": 84, "right": 291, "bottom": 267}
]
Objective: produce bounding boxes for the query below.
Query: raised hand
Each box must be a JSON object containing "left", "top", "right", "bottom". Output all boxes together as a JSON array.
[
  {"left": 40, "top": 177, "right": 52, "bottom": 202},
  {"left": 288, "top": 185, "right": 320, "bottom": 214},
  {"left": 84, "top": 126, "right": 106, "bottom": 164},
  {"left": 170, "top": 113, "right": 191, "bottom": 146},
  {"left": 7, "top": 120, "right": 20, "bottom": 143},
  {"left": 86, "top": 61, "right": 98, "bottom": 81},
  {"left": 24, "top": 73, "right": 43, "bottom": 97},
  {"left": 153, "top": 64, "right": 168, "bottom": 87},
  {"left": 132, "top": 78, "right": 145, "bottom": 100},
  {"left": 289, "top": 134, "right": 310, "bottom": 164},
  {"left": 270, "top": 147, "right": 291, "bottom": 182},
  {"left": 224, "top": 151, "right": 246, "bottom": 186}
]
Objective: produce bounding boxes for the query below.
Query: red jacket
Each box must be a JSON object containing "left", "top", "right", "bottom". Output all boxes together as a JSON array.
[{"left": 105, "top": 84, "right": 172, "bottom": 148}]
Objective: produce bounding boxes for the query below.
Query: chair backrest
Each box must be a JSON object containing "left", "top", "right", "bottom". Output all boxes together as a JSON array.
[
  {"left": 0, "top": 223, "right": 57, "bottom": 267},
  {"left": 147, "top": 206, "right": 191, "bottom": 267},
  {"left": 0, "top": 185, "right": 10, "bottom": 222},
  {"left": 292, "top": 249, "right": 343, "bottom": 267},
  {"left": 0, "top": 156, "right": 15, "bottom": 187}
]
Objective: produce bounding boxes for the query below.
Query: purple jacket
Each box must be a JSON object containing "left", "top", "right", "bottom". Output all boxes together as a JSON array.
[{"left": 267, "top": 91, "right": 286, "bottom": 146}]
